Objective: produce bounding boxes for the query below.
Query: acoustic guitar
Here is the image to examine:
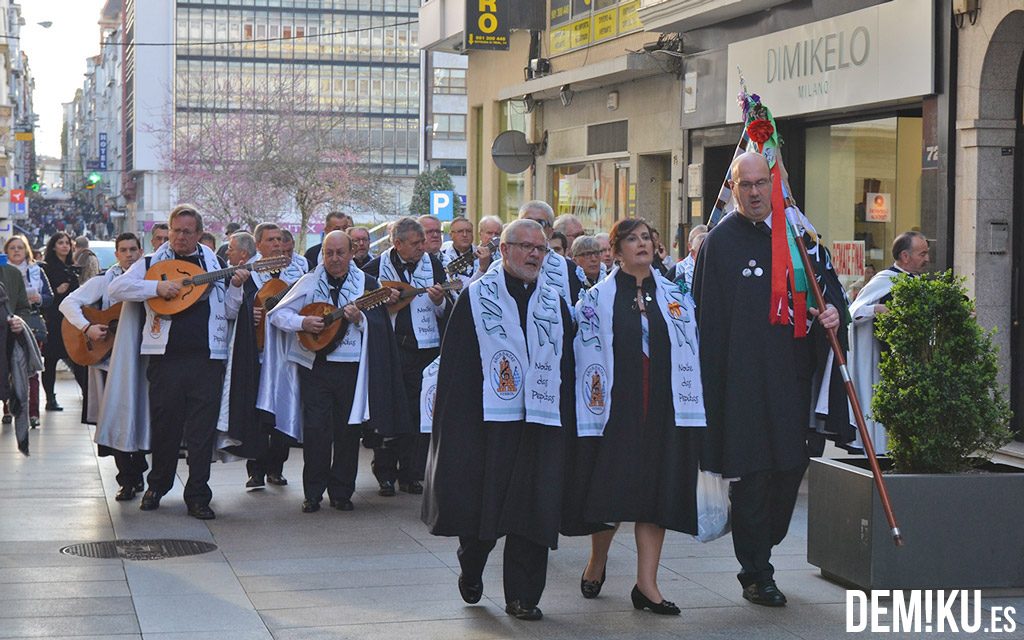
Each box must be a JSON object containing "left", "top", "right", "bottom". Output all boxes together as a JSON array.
[
  {"left": 144, "top": 255, "right": 291, "bottom": 316},
  {"left": 379, "top": 279, "right": 463, "bottom": 314},
  {"left": 444, "top": 237, "right": 499, "bottom": 278},
  {"left": 62, "top": 303, "right": 123, "bottom": 366},
  {"left": 297, "top": 287, "right": 393, "bottom": 352},
  {"left": 254, "top": 278, "right": 295, "bottom": 352}
]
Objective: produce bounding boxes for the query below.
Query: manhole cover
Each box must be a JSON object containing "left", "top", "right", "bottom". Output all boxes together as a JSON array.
[{"left": 60, "top": 539, "right": 218, "bottom": 561}]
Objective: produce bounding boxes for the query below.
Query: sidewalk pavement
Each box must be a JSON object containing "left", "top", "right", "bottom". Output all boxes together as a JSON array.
[{"left": 1, "top": 378, "right": 1022, "bottom": 640}]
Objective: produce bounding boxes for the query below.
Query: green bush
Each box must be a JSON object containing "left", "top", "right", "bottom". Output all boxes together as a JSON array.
[{"left": 871, "top": 270, "right": 1012, "bottom": 473}]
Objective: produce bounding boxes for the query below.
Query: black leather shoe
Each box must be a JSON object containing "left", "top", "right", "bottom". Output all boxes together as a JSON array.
[
  {"left": 45, "top": 400, "right": 63, "bottom": 411},
  {"left": 329, "top": 498, "right": 354, "bottom": 511},
  {"left": 134, "top": 481, "right": 145, "bottom": 493},
  {"left": 187, "top": 503, "right": 216, "bottom": 520},
  {"left": 399, "top": 480, "right": 423, "bottom": 495},
  {"left": 631, "top": 585, "right": 681, "bottom": 615},
  {"left": 505, "top": 601, "right": 543, "bottom": 621},
  {"left": 458, "top": 574, "right": 483, "bottom": 604},
  {"left": 742, "top": 580, "right": 787, "bottom": 607},
  {"left": 580, "top": 566, "right": 606, "bottom": 599},
  {"left": 29, "top": 416, "right": 39, "bottom": 428},
  {"left": 266, "top": 473, "right": 288, "bottom": 486},
  {"left": 245, "top": 475, "right": 265, "bottom": 489},
  {"left": 139, "top": 491, "right": 161, "bottom": 511},
  {"left": 2, "top": 414, "right": 12, "bottom": 424},
  {"left": 115, "top": 486, "right": 137, "bottom": 501},
  {"left": 301, "top": 499, "right": 321, "bottom": 513},
  {"left": 378, "top": 480, "right": 396, "bottom": 497}
]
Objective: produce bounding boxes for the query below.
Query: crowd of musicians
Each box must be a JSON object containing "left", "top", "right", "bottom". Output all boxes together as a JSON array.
[{"left": 24, "top": 152, "right": 860, "bottom": 620}]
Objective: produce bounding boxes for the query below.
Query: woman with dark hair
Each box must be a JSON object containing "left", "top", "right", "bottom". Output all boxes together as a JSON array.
[
  {"left": 564, "top": 217, "right": 705, "bottom": 615},
  {"left": 4, "top": 234, "right": 51, "bottom": 426},
  {"left": 40, "top": 232, "right": 88, "bottom": 412}
]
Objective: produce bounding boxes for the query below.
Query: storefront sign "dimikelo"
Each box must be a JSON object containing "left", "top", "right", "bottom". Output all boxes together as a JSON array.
[
  {"left": 465, "top": 0, "right": 509, "bottom": 51},
  {"left": 725, "top": 0, "right": 933, "bottom": 123}
]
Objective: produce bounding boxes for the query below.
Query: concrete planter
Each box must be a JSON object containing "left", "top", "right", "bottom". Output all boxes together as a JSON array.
[{"left": 807, "top": 457, "right": 1024, "bottom": 589}]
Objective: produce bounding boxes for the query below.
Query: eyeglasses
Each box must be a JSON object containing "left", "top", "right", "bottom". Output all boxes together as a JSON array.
[
  {"left": 424, "top": 229, "right": 442, "bottom": 236},
  {"left": 508, "top": 242, "right": 550, "bottom": 255},
  {"left": 574, "top": 250, "right": 601, "bottom": 259},
  {"left": 525, "top": 217, "right": 552, "bottom": 228},
  {"left": 736, "top": 178, "right": 771, "bottom": 192}
]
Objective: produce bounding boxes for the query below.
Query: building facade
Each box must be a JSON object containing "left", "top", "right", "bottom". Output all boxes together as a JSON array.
[
  {"left": 0, "top": 0, "right": 37, "bottom": 227},
  {"left": 423, "top": 50, "right": 468, "bottom": 197},
  {"left": 119, "top": 0, "right": 422, "bottom": 230},
  {"left": 421, "top": 0, "right": 682, "bottom": 240},
  {"left": 954, "top": 0, "right": 1024, "bottom": 437}
]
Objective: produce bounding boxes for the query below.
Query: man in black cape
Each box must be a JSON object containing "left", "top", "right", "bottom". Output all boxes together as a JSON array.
[
  {"left": 422, "top": 219, "right": 575, "bottom": 622},
  {"left": 694, "top": 152, "right": 841, "bottom": 607},
  {"left": 364, "top": 217, "right": 451, "bottom": 496}
]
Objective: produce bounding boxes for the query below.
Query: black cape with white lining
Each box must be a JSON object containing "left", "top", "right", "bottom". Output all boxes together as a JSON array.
[
  {"left": 223, "top": 277, "right": 288, "bottom": 458},
  {"left": 362, "top": 281, "right": 414, "bottom": 437},
  {"left": 693, "top": 211, "right": 831, "bottom": 478},
  {"left": 562, "top": 269, "right": 701, "bottom": 536},
  {"left": 421, "top": 270, "right": 575, "bottom": 550}
]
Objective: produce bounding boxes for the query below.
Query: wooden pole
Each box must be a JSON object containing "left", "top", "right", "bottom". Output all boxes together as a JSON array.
[{"left": 790, "top": 225, "right": 904, "bottom": 546}]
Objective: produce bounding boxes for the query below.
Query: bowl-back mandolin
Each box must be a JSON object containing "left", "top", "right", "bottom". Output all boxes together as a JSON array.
[
  {"left": 145, "top": 255, "right": 291, "bottom": 316},
  {"left": 296, "top": 286, "right": 393, "bottom": 352}
]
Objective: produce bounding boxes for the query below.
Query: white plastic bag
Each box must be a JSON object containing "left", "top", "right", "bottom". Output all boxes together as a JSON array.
[{"left": 692, "top": 470, "right": 731, "bottom": 543}]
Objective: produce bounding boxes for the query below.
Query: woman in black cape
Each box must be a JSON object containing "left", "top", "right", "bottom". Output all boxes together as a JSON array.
[
  {"left": 563, "top": 218, "right": 701, "bottom": 615},
  {"left": 40, "top": 231, "right": 88, "bottom": 412}
]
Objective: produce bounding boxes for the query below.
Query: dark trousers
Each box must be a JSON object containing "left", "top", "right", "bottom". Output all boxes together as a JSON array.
[
  {"left": 113, "top": 450, "right": 148, "bottom": 489},
  {"left": 145, "top": 356, "right": 225, "bottom": 506},
  {"left": 246, "top": 428, "right": 291, "bottom": 478},
  {"left": 299, "top": 361, "right": 361, "bottom": 503},
  {"left": 458, "top": 534, "right": 549, "bottom": 607},
  {"left": 42, "top": 355, "right": 87, "bottom": 403},
  {"left": 729, "top": 463, "right": 808, "bottom": 587},
  {"left": 372, "top": 345, "right": 437, "bottom": 483}
]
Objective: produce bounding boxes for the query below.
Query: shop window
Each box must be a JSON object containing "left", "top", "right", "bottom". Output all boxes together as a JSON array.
[
  {"left": 804, "top": 116, "right": 923, "bottom": 292},
  {"left": 552, "top": 160, "right": 630, "bottom": 234}
]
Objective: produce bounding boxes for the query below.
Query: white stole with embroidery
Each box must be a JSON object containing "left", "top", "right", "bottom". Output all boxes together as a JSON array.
[
  {"left": 470, "top": 267, "right": 563, "bottom": 427},
  {"left": 574, "top": 266, "right": 705, "bottom": 436},
  {"left": 419, "top": 355, "right": 441, "bottom": 433},
  {"left": 378, "top": 248, "right": 441, "bottom": 348},
  {"left": 141, "top": 242, "right": 229, "bottom": 359},
  {"left": 286, "top": 266, "right": 367, "bottom": 367}
]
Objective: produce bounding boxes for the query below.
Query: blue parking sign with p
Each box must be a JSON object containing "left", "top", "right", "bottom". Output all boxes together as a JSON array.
[{"left": 430, "top": 191, "right": 455, "bottom": 221}]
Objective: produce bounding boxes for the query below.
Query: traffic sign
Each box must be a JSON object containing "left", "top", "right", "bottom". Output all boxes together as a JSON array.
[{"left": 430, "top": 190, "right": 455, "bottom": 221}]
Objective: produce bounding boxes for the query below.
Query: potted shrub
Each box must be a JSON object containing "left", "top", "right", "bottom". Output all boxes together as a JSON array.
[{"left": 807, "top": 271, "right": 1021, "bottom": 589}]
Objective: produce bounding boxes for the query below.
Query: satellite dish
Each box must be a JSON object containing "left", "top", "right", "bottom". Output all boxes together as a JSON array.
[{"left": 491, "top": 130, "right": 535, "bottom": 174}]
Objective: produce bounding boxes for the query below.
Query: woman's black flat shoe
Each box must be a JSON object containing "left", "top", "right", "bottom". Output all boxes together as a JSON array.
[
  {"left": 580, "top": 567, "right": 607, "bottom": 599},
  {"left": 631, "top": 584, "right": 680, "bottom": 615}
]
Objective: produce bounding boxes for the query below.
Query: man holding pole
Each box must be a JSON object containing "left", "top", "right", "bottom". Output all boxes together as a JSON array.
[{"left": 693, "top": 151, "right": 840, "bottom": 607}]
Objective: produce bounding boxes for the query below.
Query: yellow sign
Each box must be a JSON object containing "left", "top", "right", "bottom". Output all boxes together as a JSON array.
[
  {"left": 619, "top": 0, "right": 641, "bottom": 32},
  {"left": 593, "top": 8, "right": 617, "bottom": 42},
  {"left": 550, "top": 26, "right": 572, "bottom": 54},
  {"left": 570, "top": 17, "right": 591, "bottom": 48},
  {"left": 14, "top": 132, "right": 32, "bottom": 141}
]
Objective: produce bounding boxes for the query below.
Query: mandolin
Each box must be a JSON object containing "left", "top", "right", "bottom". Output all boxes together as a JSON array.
[
  {"left": 379, "top": 278, "right": 463, "bottom": 314},
  {"left": 62, "top": 303, "right": 123, "bottom": 366},
  {"left": 145, "top": 255, "right": 291, "bottom": 316},
  {"left": 254, "top": 278, "right": 295, "bottom": 351},
  {"left": 444, "top": 237, "right": 499, "bottom": 278},
  {"left": 297, "top": 286, "right": 393, "bottom": 352}
]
